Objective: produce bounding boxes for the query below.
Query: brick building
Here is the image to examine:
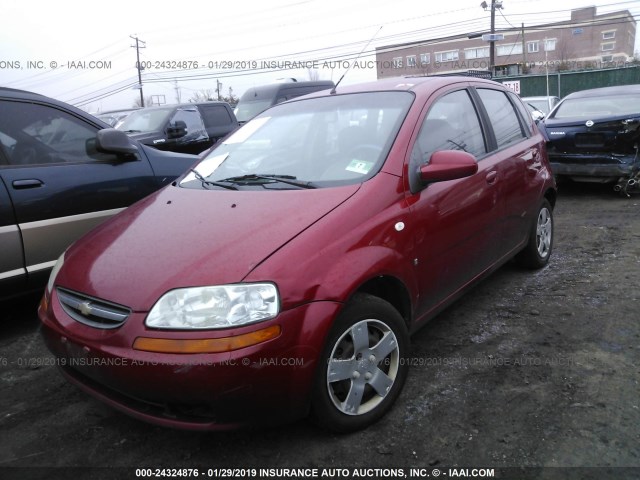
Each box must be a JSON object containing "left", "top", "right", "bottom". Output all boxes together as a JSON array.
[{"left": 376, "top": 7, "right": 637, "bottom": 78}]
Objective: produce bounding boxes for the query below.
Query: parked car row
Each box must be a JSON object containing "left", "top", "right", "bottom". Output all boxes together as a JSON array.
[
  {"left": 38, "top": 76, "right": 557, "bottom": 432},
  {"left": 0, "top": 87, "right": 197, "bottom": 301}
]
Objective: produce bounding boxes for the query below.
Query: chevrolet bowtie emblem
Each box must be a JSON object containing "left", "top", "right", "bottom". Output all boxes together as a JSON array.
[{"left": 78, "top": 301, "right": 94, "bottom": 316}]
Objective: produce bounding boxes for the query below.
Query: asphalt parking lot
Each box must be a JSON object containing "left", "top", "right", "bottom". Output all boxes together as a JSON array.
[{"left": 1, "top": 182, "right": 639, "bottom": 480}]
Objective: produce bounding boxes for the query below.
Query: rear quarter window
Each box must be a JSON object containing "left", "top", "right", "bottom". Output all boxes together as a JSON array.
[
  {"left": 507, "top": 92, "right": 532, "bottom": 137},
  {"left": 199, "top": 105, "right": 233, "bottom": 128}
]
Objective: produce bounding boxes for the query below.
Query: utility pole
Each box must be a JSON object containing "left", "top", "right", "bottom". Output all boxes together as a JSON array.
[
  {"left": 216, "top": 80, "right": 222, "bottom": 101},
  {"left": 130, "top": 35, "right": 146, "bottom": 107},
  {"left": 489, "top": 1, "right": 496, "bottom": 75},
  {"left": 521, "top": 23, "right": 526, "bottom": 74},
  {"left": 174, "top": 80, "right": 182, "bottom": 103},
  {"left": 489, "top": 0, "right": 503, "bottom": 76}
]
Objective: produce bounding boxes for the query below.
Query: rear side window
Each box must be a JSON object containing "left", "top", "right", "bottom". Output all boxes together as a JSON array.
[
  {"left": 477, "top": 89, "right": 526, "bottom": 148},
  {"left": 199, "top": 105, "right": 233, "bottom": 127}
]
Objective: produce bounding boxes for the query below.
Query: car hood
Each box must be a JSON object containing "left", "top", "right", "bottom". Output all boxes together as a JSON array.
[
  {"left": 542, "top": 114, "right": 640, "bottom": 154},
  {"left": 58, "top": 184, "right": 360, "bottom": 311}
]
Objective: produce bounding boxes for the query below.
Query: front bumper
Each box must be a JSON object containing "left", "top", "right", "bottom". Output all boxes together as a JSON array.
[{"left": 39, "top": 289, "right": 340, "bottom": 430}]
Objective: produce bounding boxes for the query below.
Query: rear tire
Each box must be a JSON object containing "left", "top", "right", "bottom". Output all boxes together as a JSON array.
[
  {"left": 311, "top": 294, "right": 409, "bottom": 432},
  {"left": 516, "top": 199, "right": 553, "bottom": 269}
]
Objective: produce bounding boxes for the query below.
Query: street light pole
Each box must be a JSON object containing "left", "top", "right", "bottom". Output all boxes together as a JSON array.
[{"left": 489, "top": 0, "right": 496, "bottom": 76}]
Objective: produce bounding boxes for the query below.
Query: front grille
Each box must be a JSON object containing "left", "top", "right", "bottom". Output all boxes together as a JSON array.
[{"left": 57, "top": 288, "right": 131, "bottom": 329}]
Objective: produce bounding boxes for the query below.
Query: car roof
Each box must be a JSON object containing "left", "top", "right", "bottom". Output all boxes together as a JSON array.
[
  {"left": 97, "top": 108, "right": 141, "bottom": 115},
  {"left": 522, "top": 96, "right": 559, "bottom": 100},
  {"left": 564, "top": 84, "right": 640, "bottom": 99},
  {"left": 240, "top": 81, "right": 335, "bottom": 99},
  {"left": 300, "top": 75, "right": 504, "bottom": 99},
  {"left": 1, "top": 86, "right": 55, "bottom": 102},
  {"left": 0, "top": 87, "right": 111, "bottom": 128},
  {"left": 131, "top": 102, "right": 230, "bottom": 111}
]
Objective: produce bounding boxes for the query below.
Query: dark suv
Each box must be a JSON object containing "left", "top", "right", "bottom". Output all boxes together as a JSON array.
[
  {"left": 117, "top": 102, "right": 239, "bottom": 154},
  {"left": 0, "top": 87, "right": 197, "bottom": 300}
]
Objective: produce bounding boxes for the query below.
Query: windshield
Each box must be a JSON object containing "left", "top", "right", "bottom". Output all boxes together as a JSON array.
[
  {"left": 181, "top": 91, "right": 414, "bottom": 190},
  {"left": 116, "top": 107, "right": 174, "bottom": 133},
  {"left": 234, "top": 99, "right": 274, "bottom": 123},
  {"left": 552, "top": 93, "right": 640, "bottom": 119}
]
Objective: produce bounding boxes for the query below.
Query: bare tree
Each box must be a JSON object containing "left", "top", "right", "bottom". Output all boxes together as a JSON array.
[
  {"left": 189, "top": 89, "right": 216, "bottom": 103},
  {"left": 222, "top": 87, "right": 239, "bottom": 106},
  {"left": 132, "top": 95, "right": 154, "bottom": 108},
  {"left": 307, "top": 68, "right": 320, "bottom": 81}
]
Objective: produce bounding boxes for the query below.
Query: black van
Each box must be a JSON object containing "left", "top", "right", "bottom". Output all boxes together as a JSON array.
[
  {"left": 117, "top": 102, "right": 238, "bottom": 155},
  {"left": 234, "top": 81, "right": 335, "bottom": 124}
]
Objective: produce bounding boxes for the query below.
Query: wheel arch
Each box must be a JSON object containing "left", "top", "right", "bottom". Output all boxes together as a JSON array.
[
  {"left": 544, "top": 187, "right": 557, "bottom": 209},
  {"left": 352, "top": 275, "right": 412, "bottom": 330}
]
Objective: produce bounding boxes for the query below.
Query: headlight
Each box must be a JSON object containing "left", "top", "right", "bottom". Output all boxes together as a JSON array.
[
  {"left": 146, "top": 283, "right": 279, "bottom": 329},
  {"left": 47, "top": 252, "right": 65, "bottom": 293}
]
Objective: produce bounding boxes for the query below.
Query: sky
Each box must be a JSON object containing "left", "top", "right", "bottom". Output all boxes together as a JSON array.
[{"left": 1, "top": 0, "right": 638, "bottom": 113}]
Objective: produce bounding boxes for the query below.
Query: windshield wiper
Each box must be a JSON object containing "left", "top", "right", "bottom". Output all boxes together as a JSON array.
[
  {"left": 218, "top": 174, "right": 317, "bottom": 189},
  {"left": 188, "top": 168, "right": 238, "bottom": 190}
]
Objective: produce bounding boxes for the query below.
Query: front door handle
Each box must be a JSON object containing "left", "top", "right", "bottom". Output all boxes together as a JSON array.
[
  {"left": 486, "top": 170, "right": 498, "bottom": 184},
  {"left": 12, "top": 179, "right": 44, "bottom": 189}
]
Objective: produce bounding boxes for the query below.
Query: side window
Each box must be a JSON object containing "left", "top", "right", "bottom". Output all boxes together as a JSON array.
[
  {"left": 0, "top": 100, "right": 111, "bottom": 166},
  {"left": 199, "top": 105, "right": 233, "bottom": 127},
  {"left": 477, "top": 89, "right": 526, "bottom": 148},
  {"left": 170, "top": 109, "right": 207, "bottom": 142},
  {"left": 507, "top": 92, "right": 532, "bottom": 137},
  {"left": 409, "top": 89, "right": 486, "bottom": 192}
]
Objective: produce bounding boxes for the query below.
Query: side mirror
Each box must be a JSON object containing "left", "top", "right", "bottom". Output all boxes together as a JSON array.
[
  {"left": 167, "top": 120, "right": 188, "bottom": 139},
  {"left": 92, "top": 128, "right": 139, "bottom": 156},
  {"left": 531, "top": 110, "right": 545, "bottom": 123},
  {"left": 420, "top": 150, "right": 478, "bottom": 183}
]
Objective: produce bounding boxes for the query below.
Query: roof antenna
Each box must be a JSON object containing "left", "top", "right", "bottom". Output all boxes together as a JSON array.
[{"left": 330, "top": 26, "right": 383, "bottom": 95}]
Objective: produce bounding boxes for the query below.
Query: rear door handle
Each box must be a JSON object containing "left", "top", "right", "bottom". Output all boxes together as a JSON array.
[
  {"left": 12, "top": 179, "right": 44, "bottom": 189},
  {"left": 486, "top": 170, "right": 498, "bottom": 184}
]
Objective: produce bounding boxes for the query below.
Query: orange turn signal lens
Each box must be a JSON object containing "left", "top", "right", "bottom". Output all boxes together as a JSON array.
[{"left": 132, "top": 325, "right": 281, "bottom": 354}]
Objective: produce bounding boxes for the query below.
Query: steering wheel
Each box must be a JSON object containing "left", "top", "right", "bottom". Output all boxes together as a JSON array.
[
  {"left": 11, "top": 143, "right": 40, "bottom": 165},
  {"left": 346, "top": 144, "right": 383, "bottom": 161}
]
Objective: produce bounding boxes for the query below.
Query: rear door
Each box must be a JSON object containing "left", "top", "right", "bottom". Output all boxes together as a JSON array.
[
  {"left": 0, "top": 98, "right": 158, "bottom": 286},
  {"left": 473, "top": 87, "right": 544, "bottom": 255},
  {"left": 407, "top": 86, "right": 502, "bottom": 320}
]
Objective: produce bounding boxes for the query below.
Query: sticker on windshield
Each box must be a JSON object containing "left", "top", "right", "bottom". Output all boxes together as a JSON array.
[
  {"left": 180, "top": 153, "right": 229, "bottom": 185},
  {"left": 345, "top": 159, "right": 374, "bottom": 175},
  {"left": 223, "top": 117, "right": 270, "bottom": 144}
]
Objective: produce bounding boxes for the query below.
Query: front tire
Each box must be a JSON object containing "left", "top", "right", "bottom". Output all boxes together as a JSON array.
[
  {"left": 311, "top": 294, "right": 409, "bottom": 432},
  {"left": 516, "top": 199, "right": 553, "bottom": 269}
]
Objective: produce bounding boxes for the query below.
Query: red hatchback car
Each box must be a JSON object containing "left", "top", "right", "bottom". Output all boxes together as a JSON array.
[{"left": 39, "top": 76, "right": 556, "bottom": 432}]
